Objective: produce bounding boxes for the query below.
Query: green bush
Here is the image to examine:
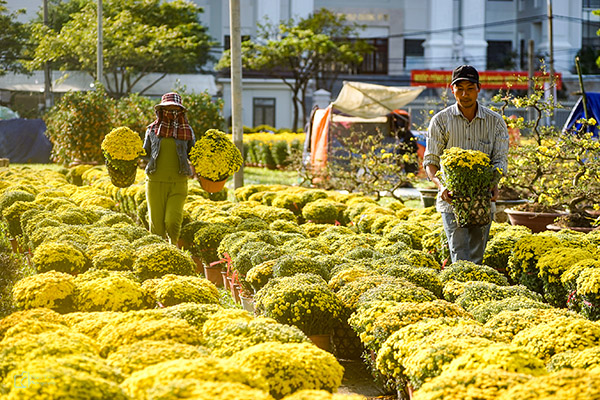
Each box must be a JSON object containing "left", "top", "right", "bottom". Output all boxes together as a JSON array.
[
  {"left": 44, "top": 85, "right": 116, "bottom": 165},
  {"left": 181, "top": 90, "right": 225, "bottom": 139},
  {"left": 114, "top": 93, "right": 155, "bottom": 137}
]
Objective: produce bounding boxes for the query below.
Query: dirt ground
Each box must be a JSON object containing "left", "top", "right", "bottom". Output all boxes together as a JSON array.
[{"left": 336, "top": 360, "right": 396, "bottom": 399}]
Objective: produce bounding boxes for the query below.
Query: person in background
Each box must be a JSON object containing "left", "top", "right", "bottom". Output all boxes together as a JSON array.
[
  {"left": 422, "top": 65, "right": 509, "bottom": 264},
  {"left": 142, "top": 92, "right": 195, "bottom": 245}
]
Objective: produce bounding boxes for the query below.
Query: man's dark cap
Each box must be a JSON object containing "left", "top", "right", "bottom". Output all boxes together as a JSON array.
[{"left": 451, "top": 65, "right": 479, "bottom": 86}]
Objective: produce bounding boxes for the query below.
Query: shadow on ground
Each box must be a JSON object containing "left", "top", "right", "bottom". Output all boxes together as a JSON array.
[{"left": 337, "top": 360, "right": 396, "bottom": 399}]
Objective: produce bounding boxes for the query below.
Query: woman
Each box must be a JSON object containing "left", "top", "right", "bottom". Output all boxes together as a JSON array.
[{"left": 142, "top": 92, "right": 195, "bottom": 245}]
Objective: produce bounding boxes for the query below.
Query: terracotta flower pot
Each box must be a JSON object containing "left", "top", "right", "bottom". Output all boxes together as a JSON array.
[
  {"left": 308, "top": 334, "right": 332, "bottom": 353},
  {"left": 203, "top": 264, "right": 223, "bottom": 287},
  {"left": 505, "top": 208, "right": 567, "bottom": 233},
  {"left": 198, "top": 176, "right": 227, "bottom": 193}
]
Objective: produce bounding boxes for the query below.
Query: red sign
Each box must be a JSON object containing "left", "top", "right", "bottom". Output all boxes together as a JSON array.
[{"left": 411, "top": 69, "right": 562, "bottom": 90}]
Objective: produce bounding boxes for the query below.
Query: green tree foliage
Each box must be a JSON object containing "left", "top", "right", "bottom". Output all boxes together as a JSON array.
[
  {"left": 216, "top": 8, "right": 371, "bottom": 130},
  {"left": 0, "top": 0, "right": 28, "bottom": 76},
  {"left": 26, "top": 0, "right": 215, "bottom": 98},
  {"left": 44, "top": 86, "right": 224, "bottom": 165}
]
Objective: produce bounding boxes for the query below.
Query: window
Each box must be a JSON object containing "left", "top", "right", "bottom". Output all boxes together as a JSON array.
[
  {"left": 487, "top": 40, "right": 514, "bottom": 70},
  {"left": 253, "top": 98, "right": 276, "bottom": 127},
  {"left": 358, "top": 38, "right": 389, "bottom": 74},
  {"left": 224, "top": 35, "right": 251, "bottom": 50},
  {"left": 404, "top": 39, "right": 425, "bottom": 70}
]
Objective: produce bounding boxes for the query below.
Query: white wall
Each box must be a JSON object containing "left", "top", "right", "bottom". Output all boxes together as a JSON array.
[{"left": 219, "top": 78, "right": 297, "bottom": 129}]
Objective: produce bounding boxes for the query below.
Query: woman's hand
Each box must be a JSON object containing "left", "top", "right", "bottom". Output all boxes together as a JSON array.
[{"left": 441, "top": 188, "right": 453, "bottom": 203}]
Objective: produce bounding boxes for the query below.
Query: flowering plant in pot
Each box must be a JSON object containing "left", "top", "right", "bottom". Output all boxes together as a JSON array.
[
  {"left": 189, "top": 129, "right": 243, "bottom": 193},
  {"left": 437, "top": 147, "right": 501, "bottom": 227},
  {"left": 101, "top": 126, "right": 145, "bottom": 187}
]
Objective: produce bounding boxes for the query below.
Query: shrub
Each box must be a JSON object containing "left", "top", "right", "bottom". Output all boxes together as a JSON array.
[
  {"left": 204, "top": 318, "right": 309, "bottom": 357},
  {"left": 484, "top": 308, "right": 582, "bottom": 341},
  {"left": 120, "top": 357, "right": 268, "bottom": 400},
  {"left": 507, "top": 234, "right": 560, "bottom": 294},
  {"left": 357, "top": 281, "right": 436, "bottom": 306},
  {"left": 75, "top": 270, "right": 146, "bottom": 312},
  {"left": 272, "top": 254, "right": 329, "bottom": 280},
  {"left": 181, "top": 90, "right": 226, "bottom": 140},
  {"left": 96, "top": 315, "right": 203, "bottom": 357},
  {"left": 302, "top": 199, "right": 346, "bottom": 224},
  {"left": 146, "top": 380, "right": 273, "bottom": 400},
  {"left": 497, "top": 369, "right": 600, "bottom": 400},
  {"left": 0, "top": 189, "right": 35, "bottom": 215},
  {"left": 511, "top": 315, "right": 600, "bottom": 362},
  {"left": 149, "top": 274, "right": 220, "bottom": 307},
  {"left": 413, "top": 369, "right": 531, "bottom": 400},
  {"left": 454, "top": 282, "right": 543, "bottom": 312},
  {"left": 246, "top": 260, "right": 276, "bottom": 291},
  {"left": 105, "top": 339, "right": 208, "bottom": 376},
  {"left": 133, "top": 243, "right": 195, "bottom": 281},
  {"left": 91, "top": 242, "right": 135, "bottom": 271},
  {"left": 254, "top": 274, "right": 344, "bottom": 336},
  {"left": 229, "top": 342, "right": 344, "bottom": 399},
  {"left": 11, "top": 271, "right": 76, "bottom": 313},
  {"left": 44, "top": 84, "right": 116, "bottom": 165},
  {"left": 440, "top": 260, "right": 509, "bottom": 286},
  {"left": 469, "top": 296, "right": 553, "bottom": 323},
  {"left": 378, "top": 264, "right": 443, "bottom": 298},
  {"left": 368, "top": 300, "right": 473, "bottom": 352}
]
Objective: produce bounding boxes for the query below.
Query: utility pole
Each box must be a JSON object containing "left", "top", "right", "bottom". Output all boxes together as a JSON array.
[
  {"left": 547, "top": 0, "right": 556, "bottom": 124},
  {"left": 528, "top": 39, "right": 534, "bottom": 124},
  {"left": 43, "top": 0, "right": 53, "bottom": 109},
  {"left": 230, "top": 0, "right": 244, "bottom": 188},
  {"left": 97, "top": 0, "right": 103, "bottom": 85}
]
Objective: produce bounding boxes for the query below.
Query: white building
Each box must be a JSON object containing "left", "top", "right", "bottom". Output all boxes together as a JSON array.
[{"left": 2, "top": 0, "right": 598, "bottom": 128}]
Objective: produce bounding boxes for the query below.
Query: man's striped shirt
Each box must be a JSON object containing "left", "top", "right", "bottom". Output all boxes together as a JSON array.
[{"left": 423, "top": 102, "right": 509, "bottom": 213}]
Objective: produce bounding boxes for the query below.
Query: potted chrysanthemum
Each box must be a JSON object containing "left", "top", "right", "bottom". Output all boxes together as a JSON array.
[
  {"left": 101, "top": 126, "right": 145, "bottom": 187},
  {"left": 189, "top": 129, "right": 243, "bottom": 193},
  {"left": 437, "top": 147, "right": 501, "bottom": 227}
]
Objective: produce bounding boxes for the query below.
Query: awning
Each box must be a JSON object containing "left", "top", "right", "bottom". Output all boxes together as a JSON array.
[{"left": 331, "top": 81, "right": 425, "bottom": 119}]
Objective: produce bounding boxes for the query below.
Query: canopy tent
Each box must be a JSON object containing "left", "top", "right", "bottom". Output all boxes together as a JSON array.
[
  {"left": 331, "top": 81, "right": 426, "bottom": 119},
  {"left": 305, "top": 81, "right": 425, "bottom": 171},
  {"left": 0, "top": 118, "right": 52, "bottom": 163},
  {"left": 563, "top": 92, "right": 600, "bottom": 137}
]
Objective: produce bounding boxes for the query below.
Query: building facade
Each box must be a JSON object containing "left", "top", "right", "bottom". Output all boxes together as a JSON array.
[{"left": 3, "top": 0, "right": 598, "bottom": 128}]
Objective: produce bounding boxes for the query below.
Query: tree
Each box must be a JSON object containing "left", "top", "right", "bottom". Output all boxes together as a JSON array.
[
  {"left": 26, "top": 0, "right": 215, "bottom": 98},
  {"left": 216, "top": 8, "right": 371, "bottom": 130},
  {"left": 0, "top": 0, "right": 28, "bottom": 76}
]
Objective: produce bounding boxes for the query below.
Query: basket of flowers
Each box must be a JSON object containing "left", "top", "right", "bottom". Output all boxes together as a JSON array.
[
  {"left": 101, "top": 126, "right": 145, "bottom": 188},
  {"left": 189, "top": 129, "right": 243, "bottom": 193},
  {"left": 438, "top": 147, "right": 501, "bottom": 227}
]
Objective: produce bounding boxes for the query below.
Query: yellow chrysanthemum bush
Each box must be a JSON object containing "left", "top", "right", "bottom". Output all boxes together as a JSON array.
[
  {"left": 412, "top": 368, "right": 532, "bottom": 400},
  {"left": 547, "top": 346, "right": 600, "bottom": 373},
  {"left": 453, "top": 281, "right": 543, "bottom": 313},
  {"left": 507, "top": 234, "right": 560, "bottom": 295},
  {"left": 11, "top": 271, "right": 76, "bottom": 313},
  {"left": 101, "top": 126, "right": 145, "bottom": 188},
  {"left": 189, "top": 129, "right": 243, "bottom": 182},
  {"left": 483, "top": 307, "right": 583, "bottom": 341},
  {"left": 204, "top": 317, "right": 309, "bottom": 357},
  {"left": 143, "top": 274, "right": 220, "bottom": 307},
  {"left": 562, "top": 259, "right": 600, "bottom": 320},
  {"left": 254, "top": 273, "right": 344, "bottom": 336},
  {"left": 91, "top": 241, "right": 136, "bottom": 271},
  {"left": 120, "top": 357, "right": 269, "bottom": 400},
  {"left": 105, "top": 339, "right": 209, "bottom": 376},
  {"left": 497, "top": 368, "right": 600, "bottom": 400},
  {"left": 133, "top": 242, "right": 195, "bottom": 281},
  {"left": 355, "top": 299, "right": 473, "bottom": 352},
  {"left": 511, "top": 315, "right": 600, "bottom": 362},
  {"left": 0, "top": 308, "right": 65, "bottom": 341},
  {"left": 536, "top": 246, "right": 595, "bottom": 308},
  {"left": 282, "top": 390, "right": 365, "bottom": 400},
  {"left": 229, "top": 342, "right": 345, "bottom": 399},
  {"left": 74, "top": 270, "right": 146, "bottom": 312},
  {"left": 440, "top": 260, "right": 508, "bottom": 286},
  {"left": 96, "top": 313, "right": 203, "bottom": 358},
  {"left": 32, "top": 240, "right": 89, "bottom": 275},
  {"left": 147, "top": 380, "right": 275, "bottom": 400},
  {"left": 437, "top": 147, "right": 501, "bottom": 227}
]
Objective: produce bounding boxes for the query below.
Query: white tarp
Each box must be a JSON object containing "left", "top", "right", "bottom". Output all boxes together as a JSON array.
[{"left": 331, "top": 81, "right": 425, "bottom": 119}]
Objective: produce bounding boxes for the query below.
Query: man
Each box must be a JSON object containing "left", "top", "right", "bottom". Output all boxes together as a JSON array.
[{"left": 423, "top": 65, "right": 509, "bottom": 264}]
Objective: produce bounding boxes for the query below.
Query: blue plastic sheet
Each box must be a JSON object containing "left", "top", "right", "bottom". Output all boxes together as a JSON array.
[{"left": 0, "top": 118, "right": 52, "bottom": 163}]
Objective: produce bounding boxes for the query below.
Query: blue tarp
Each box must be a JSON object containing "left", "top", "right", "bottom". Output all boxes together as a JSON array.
[
  {"left": 563, "top": 92, "right": 600, "bottom": 137},
  {"left": 0, "top": 118, "right": 52, "bottom": 163}
]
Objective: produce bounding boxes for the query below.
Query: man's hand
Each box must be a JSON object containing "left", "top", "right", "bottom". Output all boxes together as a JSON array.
[
  {"left": 441, "top": 189, "right": 453, "bottom": 203},
  {"left": 490, "top": 185, "right": 499, "bottom": 201}
]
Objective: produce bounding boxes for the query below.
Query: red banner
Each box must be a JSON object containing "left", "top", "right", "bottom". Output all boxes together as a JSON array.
[{"left": 411, "top": 69, "right": 562, "bottom": 90}]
